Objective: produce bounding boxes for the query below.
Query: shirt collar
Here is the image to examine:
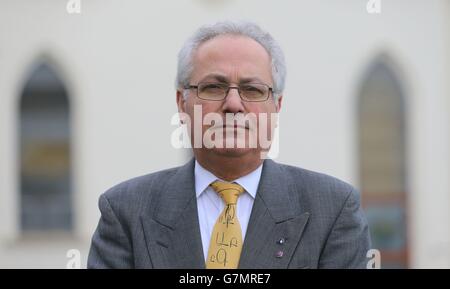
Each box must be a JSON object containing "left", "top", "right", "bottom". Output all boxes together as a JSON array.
[{"left": 194, "top": 160, "right": 263, "bottom": 199}]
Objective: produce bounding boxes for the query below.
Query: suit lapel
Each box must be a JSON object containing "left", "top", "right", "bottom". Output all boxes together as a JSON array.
[
  {"left": 140, "top": 158, "right": 310, "bottom": 269},
  {"left": 141, "top": 159, "right": 205, "bottom": 268},
  {"left": 239, "top": 159, "right": 310, "bottom": 269}
]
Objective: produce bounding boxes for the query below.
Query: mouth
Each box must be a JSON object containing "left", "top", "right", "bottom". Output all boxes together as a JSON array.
[{"left": 222, "top": 124, "right": 249, "bottom": 130}]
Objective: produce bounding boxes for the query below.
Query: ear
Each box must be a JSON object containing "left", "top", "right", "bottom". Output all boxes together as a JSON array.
[
  {"left": 176, "top": 90, "right": 187, "bottom": 124},
  {"left": 176, "top": 90, "right": 186, "bottom": 113},
  {"left": 275, "top": 95, "right": 283, "bottom": 112}
]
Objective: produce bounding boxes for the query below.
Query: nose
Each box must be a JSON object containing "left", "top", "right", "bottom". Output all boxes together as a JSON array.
[{"left": 222, "top": 87, "right": 245, "bottom": 114}]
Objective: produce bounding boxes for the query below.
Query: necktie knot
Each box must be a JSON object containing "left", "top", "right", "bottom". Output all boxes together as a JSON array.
[{"left": 210, "top": 181, "right": 244, "bottom": 205}]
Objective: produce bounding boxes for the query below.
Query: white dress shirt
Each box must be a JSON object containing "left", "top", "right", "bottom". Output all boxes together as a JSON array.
[{"left": 194, "top": 160, "right": 263, "bottom": 261}]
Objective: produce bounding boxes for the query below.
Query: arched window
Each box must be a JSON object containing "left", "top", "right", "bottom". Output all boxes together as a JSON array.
[
  {"left": 19, "top": 62, "right": 73, "bottom": 232},
  {"left": 357, "top": 55, "right": 408, "bottom": 268}
]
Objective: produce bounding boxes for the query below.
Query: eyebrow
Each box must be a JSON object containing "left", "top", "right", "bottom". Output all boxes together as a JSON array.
[{"left": 198, "top": 74, "right": 267, "bottom": 84}]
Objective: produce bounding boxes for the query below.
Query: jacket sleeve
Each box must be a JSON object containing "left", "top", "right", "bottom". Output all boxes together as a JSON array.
[
  {"left": 318, "top": 188, "right": 372, "bottom": 269},
  {"left": 87, "top": 194, "right": 134, "bottom": 268}
]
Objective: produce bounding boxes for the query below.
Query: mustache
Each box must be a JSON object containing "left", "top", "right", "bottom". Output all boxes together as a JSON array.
[
  {"left": 209, "top": 121, "right": 252, "bottom": 130},
  {"left": 202, "top": 112, "right": 260, "bottom": 130}
]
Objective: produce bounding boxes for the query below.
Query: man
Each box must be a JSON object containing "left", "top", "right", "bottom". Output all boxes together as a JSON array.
[{"left": 88, "top": 21, "right": 371, "bottom": 269}]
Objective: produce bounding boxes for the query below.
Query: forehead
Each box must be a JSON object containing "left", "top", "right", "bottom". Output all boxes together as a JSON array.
[{"left": 191, "top": 34, "right": 272, "bottom": 81}]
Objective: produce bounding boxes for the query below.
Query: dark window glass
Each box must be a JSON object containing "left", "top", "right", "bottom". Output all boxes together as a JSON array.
[
  {"left": 358, "top": 57, "right": 408, "bottom": 268},
  {"left": 20, "top": 63, "right": 72, "bottom": 231}
]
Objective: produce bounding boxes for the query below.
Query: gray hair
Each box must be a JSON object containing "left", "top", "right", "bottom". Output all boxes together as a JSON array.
[{"left": 176, "top": 20, "right": 286, "bottom": 100}]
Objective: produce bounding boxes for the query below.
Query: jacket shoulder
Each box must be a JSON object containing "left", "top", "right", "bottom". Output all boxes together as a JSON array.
[
  {"left": 99, "top": 165, "right": 181, "bottom": 212},
  {"left": 276, "top": 162, "right": 359, "bottom": 204}
]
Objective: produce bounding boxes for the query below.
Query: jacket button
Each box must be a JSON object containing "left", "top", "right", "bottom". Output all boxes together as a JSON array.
[{"left": 277, "top": 238, "right": 286, "bottom": 245}]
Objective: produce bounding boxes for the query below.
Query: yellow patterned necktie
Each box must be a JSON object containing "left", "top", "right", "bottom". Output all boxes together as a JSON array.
[{"left": 206, "top": 181, "right": 245, "bottom": 269}]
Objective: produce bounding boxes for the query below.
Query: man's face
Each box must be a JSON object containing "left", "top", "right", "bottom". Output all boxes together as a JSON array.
[{"left": 177, "top": 34, "right": 282, "bottom": 159}]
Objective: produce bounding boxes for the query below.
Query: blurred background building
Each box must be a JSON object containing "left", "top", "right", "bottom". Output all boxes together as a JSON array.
[{"left": 0, "top": 0, "right": 449, "bottom": 268}]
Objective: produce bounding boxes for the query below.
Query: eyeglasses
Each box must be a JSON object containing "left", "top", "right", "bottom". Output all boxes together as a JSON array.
[{"left": 184, "top": 82, "right": 273, "bottom": 102}]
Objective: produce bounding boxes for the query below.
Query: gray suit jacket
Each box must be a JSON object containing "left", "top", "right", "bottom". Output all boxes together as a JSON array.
[{"left": 88, "top": 158, "right": 371, "bottom": 269}]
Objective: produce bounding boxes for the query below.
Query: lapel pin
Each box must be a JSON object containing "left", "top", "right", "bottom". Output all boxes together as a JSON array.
[{"left": 275, "top": 250, "right": 284, "bottom": 258}]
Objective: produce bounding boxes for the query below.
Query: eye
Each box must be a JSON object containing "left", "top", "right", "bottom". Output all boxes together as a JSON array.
[
  {"left": 200, "top": 83, "right": 227, "bottom": 92},
  {"left": 241, "top": 84, "right": 264, "bottom": 94}
]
